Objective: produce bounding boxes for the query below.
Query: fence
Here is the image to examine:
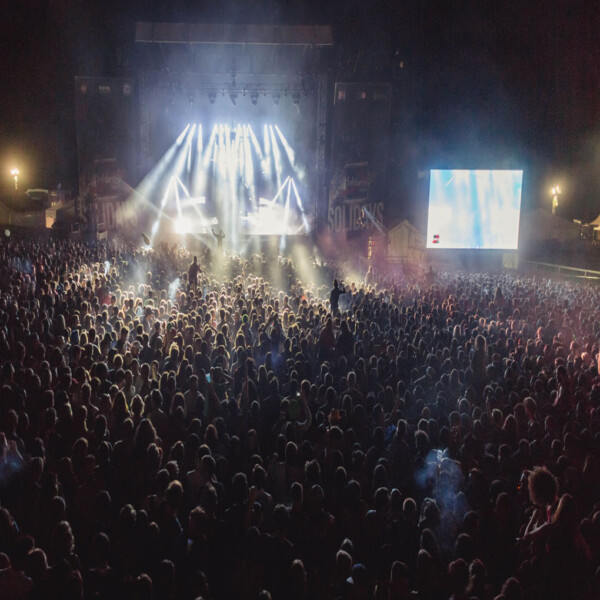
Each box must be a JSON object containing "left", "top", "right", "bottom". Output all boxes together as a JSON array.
[{"left": 520, "top": 260, "right": 600, "bottom": 281}]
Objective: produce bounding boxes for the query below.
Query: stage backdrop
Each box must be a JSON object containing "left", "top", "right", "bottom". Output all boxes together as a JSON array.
[
  {"left": 327, "top": 82, "right": 390, "bottom": 239},
  {"left": 75, "top": 76, "right": 136, "bottom": 218}
]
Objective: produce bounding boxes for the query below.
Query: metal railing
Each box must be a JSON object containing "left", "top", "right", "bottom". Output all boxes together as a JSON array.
[{"left": 520, "top": 260, "right": 600, "bottom": 280}]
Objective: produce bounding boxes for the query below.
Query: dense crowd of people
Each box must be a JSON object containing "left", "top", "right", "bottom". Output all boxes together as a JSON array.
[{"left": 1, "top": 236, "right": 600, "bottom": 599}]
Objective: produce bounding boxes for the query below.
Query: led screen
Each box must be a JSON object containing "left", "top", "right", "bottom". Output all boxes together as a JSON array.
[{"left": 426, "top": 169, "right": 523, "bottom": 249}]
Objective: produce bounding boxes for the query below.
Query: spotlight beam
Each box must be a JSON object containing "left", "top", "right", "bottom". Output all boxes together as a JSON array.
[
  {"left": 203, "top": 125, "right": 218, "bottom": 168},
  {"left": 150, "top": 177, "right": 174, "bottom": 242},
  {"left": 275, "top": 125, "right": 296, "bottom": 167},
  {"left": 176, "top": 123, "right": 191, "bottom": 145},
  {"left": 197, "top": 123, "right": 203, "bottom": 155},
  {"left": 175, "top": 175, "right": 190, "bottom": 198},
  {"left": 291, "top": 178, "right": 310, "bottom": 232},
  {"left": 243, "top": 125, "right": 256, "bottom": 212},
  {"left": 191, "top": 123, "right": 204, "bottom": 197},
  {"left": 263, "top": 124, "right": 271, "bottom": 163},
  {"left": 126, "top": 123, "right": 190, "bottom": 208},
  {"left": 279, "top": 176, "right": 292, "bottom": 251},
  {"left": 140, "top": 120, "right": 308, "bottom": 251},
  {"left": 248, "top": 125, "right": 264, "bottom": 160},
  {"left": 269, "top": 125, "right": 283, "bottom": 189},
  {"left": 175, "top": 181, "right": 182, "bottom": 218},
  {"left": 268, "top": 176, "right": 291, "bottom": 206}
]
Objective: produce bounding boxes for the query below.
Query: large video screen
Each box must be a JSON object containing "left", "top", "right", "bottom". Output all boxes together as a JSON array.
[{"left": 426, "top": 169, "right": 523, "bottom": 249}]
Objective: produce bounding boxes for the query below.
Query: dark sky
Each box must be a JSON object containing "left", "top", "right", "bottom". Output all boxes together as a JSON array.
[{"left": 1, "top": 1, "right": 598, "bottom": 216}]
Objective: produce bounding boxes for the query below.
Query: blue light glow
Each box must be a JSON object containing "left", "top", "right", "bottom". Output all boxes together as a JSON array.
[{"left": 426, "top": 169, "right": 523, "bottom": 249}]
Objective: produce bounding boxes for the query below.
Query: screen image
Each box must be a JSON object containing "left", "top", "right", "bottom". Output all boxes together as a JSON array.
[{"left": 426, "top": 169, "right": 523, "bottom": 249}]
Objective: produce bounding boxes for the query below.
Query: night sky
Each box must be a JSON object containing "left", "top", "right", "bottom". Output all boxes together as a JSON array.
[{"left": 1, "top": 1, "right": 598, "bottom": 218}]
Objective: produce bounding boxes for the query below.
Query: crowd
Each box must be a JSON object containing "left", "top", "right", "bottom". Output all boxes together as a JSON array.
[{"left": 1, "top": 236, "right": 600, "bottom": 599}]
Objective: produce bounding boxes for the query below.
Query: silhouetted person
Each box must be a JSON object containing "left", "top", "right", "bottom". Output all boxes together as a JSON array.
[
  {"left": 188, "top": 256, "right": 201, "bottom": 290},
  {"left": 212, "top": 228, "right": 225, "bottom": 253},
  {"left": 329, "top": 279, "right": 346, "bottom": 315}
]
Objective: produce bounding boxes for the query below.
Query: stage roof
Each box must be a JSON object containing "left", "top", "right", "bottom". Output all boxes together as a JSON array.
[
  {"left": 133, "top": 23, "right": 333, "bottom": 76},
  {"left": 135, "top": 23, "right": 333, "bottom": 46}
]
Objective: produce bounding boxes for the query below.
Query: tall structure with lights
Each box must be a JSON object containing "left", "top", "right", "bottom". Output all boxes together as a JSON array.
[{"left": 10, "top": 168, "right": 19, "bottom": 191}]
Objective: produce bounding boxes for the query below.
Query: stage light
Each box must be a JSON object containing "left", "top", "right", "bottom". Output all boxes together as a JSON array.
[
  {"left": 10, "top": 168, "right": 19, "bottom": 190},
  {"left": 250, "top": 91, "right": 259, "bottom": 105},
  {"left": 132, "top": 119, "right": 307, "bottom": 252},
  {"left": 208, "top": 91, "right": 216, "bottom": 104},
  {"left": 273, "top": 92, "right": 280, "bottom": 105},
  {"left": 229, "top": 92, "right": 238, "bottom": 106}
]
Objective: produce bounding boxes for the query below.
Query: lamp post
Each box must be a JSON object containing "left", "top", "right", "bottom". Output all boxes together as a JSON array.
[
  {"left": 551, "top": 186, "right": 561, "bottom": 215},
  {"left": 10, "top": 168, "right": 19, "bottom": 191}
]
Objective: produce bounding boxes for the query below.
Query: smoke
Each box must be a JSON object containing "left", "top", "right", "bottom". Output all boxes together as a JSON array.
[
  {"left": 168, "top": 277, "right": 180, "bottom": 301},
  {"left": 414, "top": 449, "right": 465, "bottom": 556},
  {"left": 0, "top": 446, "right": 25, "bottom": 488}
]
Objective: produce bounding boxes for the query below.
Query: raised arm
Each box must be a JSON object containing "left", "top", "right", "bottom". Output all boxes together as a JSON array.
[{"left": 295, "top": 383, "right": 313, "bottom": 436}]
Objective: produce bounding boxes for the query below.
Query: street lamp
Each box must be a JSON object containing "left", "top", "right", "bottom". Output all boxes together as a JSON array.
[
  {"left": 551, "top": 186, "right": 561, "bottom": 215},
  {"left": 10, "top": 168, "right": 19, "bottom": 191}
]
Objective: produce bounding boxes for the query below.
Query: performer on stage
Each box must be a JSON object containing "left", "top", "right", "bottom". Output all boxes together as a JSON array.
[{"left": 212, "top": 228, "right": 225, "bottom": 253}]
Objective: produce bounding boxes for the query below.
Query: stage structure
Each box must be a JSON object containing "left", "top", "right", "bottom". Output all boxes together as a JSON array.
[
  {"left": 326, "top": 82, "right": 392, "bottom": 255},
  {"left": 74, "top": 76, "right": 137, "bottom": 234},
  {"left": 126, "top": 22, "right": 333, "bottom": 251}
]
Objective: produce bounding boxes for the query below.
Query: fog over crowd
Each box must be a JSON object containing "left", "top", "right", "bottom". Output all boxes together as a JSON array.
[{"left": 1, "top": 237, "right": 600, "bottom": 599}]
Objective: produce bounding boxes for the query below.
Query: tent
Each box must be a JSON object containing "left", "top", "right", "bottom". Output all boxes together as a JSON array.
[
  {"left": 584, "top": 213, "right": 600, "bottom": 241},
  {"left": 587, "top": 214, "right": 600, "bottom": 228},
  {"left": 0, "top": 199, "right": 45, "bottom": 229},
  {"left": 387, "top": 219, "right": 425, "bottom": 263}
]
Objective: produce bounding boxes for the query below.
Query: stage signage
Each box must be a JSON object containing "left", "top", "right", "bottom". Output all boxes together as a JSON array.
[
  {"left": 75, "top": 76, "right": 136, "bottom": 205},
  {"left": 327, "top": 82, "right": 390, "bottom": 237}
]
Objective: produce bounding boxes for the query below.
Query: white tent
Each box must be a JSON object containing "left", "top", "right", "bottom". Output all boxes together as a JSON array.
[
  {"left": 584, "top": 214, "right": 600, "bottom": 241},
  {"left": 387, "top": 219, "right": 425, "bottom": 263},
  {"left": 587, "top": 213, "right": 600, "bottom": 228}
]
